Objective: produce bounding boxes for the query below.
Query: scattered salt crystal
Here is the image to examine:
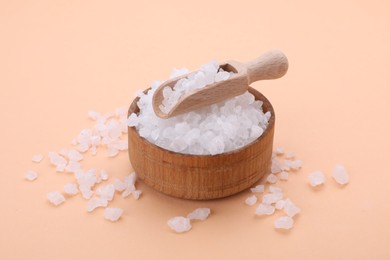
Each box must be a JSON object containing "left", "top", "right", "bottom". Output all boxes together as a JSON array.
[
  {"left": 333, "top": 164, "right": 349, "bottom": 185},
  {"left": 47, "top": 192, "right": 65, "bottom": 206},
  {"left": 250, "top": 185, "right": 265, "bottom": 193},
  {"left": 279, "top": 171, "right": 289, "bottom": 180},
  {"left": 104, "top": 208, "right": 124, "bottom": 222},
  {"left": 32, "top": 154, "right": 43, "bottom": 163},
  {"left": 285, "top": 151, "right": 295, "bottom": 159},
  {"left": 284, "top": 198, "right": 301, "bottom": 217},
  {"left": 245, "top": 195, "right": 258, "bottom": 206},
  {"left": 131, "top": 190, "right": 142, "bottom": 200},
  {"left": 308, "top": 171, "right": 325, "bottom": 187},
  {"left": 271, "top": 157, "right": 282, "bottom": 174},
  {"left": 274, "top": 216, "right": 294, "bottom": 230},
  {"left": 114, "top": 178, "right": 126, "bottom": 192},
  {"left": 187, "top": 208, "right": 211, "bottom": 220},
  {"left": 96, "top": 184, "right": 115, "bottom": 201},
  {"left": 262, "top": 192, "right": 283, "bottom": 204},
  {"left": 25, "top": 170, "right": 38, "bottom": 181},
  {"left": 48, "top": 152, "right": 67, "bottom": 170},
  {"left": 255, "top": 203, "right": 275, "bottom": 216},
  {"left": 100, "top": 170, "right": 109, "bottom": 181},
  {"left": 87, "top": 197, "right": 108, "bottom": 212},
  {"left": 269, "top": 185, "right": 282, "bottom": 194},
  {"left": 275, "top": 200, "right": 286, "bottom": 210},
  {"left": 107, "top": 147, "right": 119, "bottom": 157},
  {"left": 67, "top": 149, "right": 83, "bottom": 162},
  {"left": 285, "top": 160, "right": 303, "bottom": 170},
  {"left": 64, "top": 183, "right": 78, "bottom": 195},
  {"left": 167, "top": 216, "right": 192, "bottom": 233},
  {"left": 266, "top": 174, "right": 278, "bottom": 184},
  {"left": 274, "top": 147, "right": 284, "bottom": 155}
]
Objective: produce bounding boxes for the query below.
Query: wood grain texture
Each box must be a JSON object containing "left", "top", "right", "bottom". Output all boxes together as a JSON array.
[
  {"left": 128, "top": 87, "right": 275, "bottom": 200},
  {"left": 152, "top": 50, "right": 287, "bottom": 119}
]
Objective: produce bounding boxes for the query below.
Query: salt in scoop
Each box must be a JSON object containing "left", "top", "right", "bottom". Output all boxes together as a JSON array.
[{"left": 153, "top": 50, "right": 288, "bottom": 118}]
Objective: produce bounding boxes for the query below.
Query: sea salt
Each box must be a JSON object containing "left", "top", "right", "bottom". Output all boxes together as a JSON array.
[
  {"left": 96, "top": 184, "right": 115, "bottom": 201},
  {"left": 255, "top": 203, "right": 275, "bottom": 216},
  {"left": 167, "top": 216, "right": 192, "bottom": 233},
  {"left": 47, "top": 192, "right": 65, "bottom": 206},
  {"left": 187, "top": 208, "right": 211, "bottom": 221},
  {"left": 262, "top": 192, "right": 283, "bottom": 204},
  {"left": 104, "top": 208, "right": 124, "bottom": 222},
  {"left": 32, "top": 154, "right": 43, "bottom": 163},
  {"left": 245, "top": 195, "right": 258, "bottom": 206},
  {"left": 308, "top": 171, "right": 325, "bottom": 187},
  {"left": 87, "top": 197, "right": 108, "bottom": 212},
  {"left": 285, "top": 151, "right": 295, "bottom": 159},
  {"left": 284, "top": 198, "right": 301, "bottom": 217},
  {"left": 274, "top": 216, "right": 294, "bottom": 230},
  {"left": 333, "top": 164, "right": 349, "bottom": 185},
  {"left": 100, "top": 170, "right": 109, "bottom": 181},
  {"left": 266, "top": 174, "right": 278, "bottom": 184},
  {"left": 279, "top": 171, "right": 289, "bottom": 180},
  {"left": 275, "top": 200, "right": 286, "bottom": 210},
  {"left": 25, "top": 170, "right": 38, "bottom": 181},
  {"left": 250, "top": 185, "right": 265, "bottom": 193},
  {"left": 64, "top": 183, "right": 78, "bottom": 195},
  {"left": 274, "top": 147, "right": 284, "bottom": 155}
]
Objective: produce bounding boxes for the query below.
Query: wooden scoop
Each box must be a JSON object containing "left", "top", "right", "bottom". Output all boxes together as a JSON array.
[{"left": 152, "top": 50, "right": 288, "bottom": 119}]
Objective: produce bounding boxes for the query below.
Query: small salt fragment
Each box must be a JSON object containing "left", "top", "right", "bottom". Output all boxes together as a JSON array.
[
  {"left": 131, "top": 190, "right": 142, "bottom": 200},
  {"left": 167, "top": 216, "right": 192, "bottom": 233},
  {"left": 271, "top": 157, "right": 282, "bottom": 174},
  {"left": 32, "top": 154, "right": 43, "bottom": 163},
  {"left": 245, "top": 195, "right": 258, "bottom": 206},
  {"left": 262, "top": 192, "right": 283, "bottom": 204},
  {"left": 187, "top": 208, "right": 211, "bottom": 220},
  {"left": 25, "top": 170, "right": 38, "bottom": 181},
  {"left": 308, "top": 171, "right": 325, "bottom": 187},
  {"left": 274, "top": 147, "right": 284, "bottom": 155},
  {"left": 333, "top": 164, "right": 349, "bottom": 185},
  {"left": 288, "top": 160, "right": 303, "bottom": 170},
  {"left": 255, "top": 203, "right": 275, "bottom": 216},
  {"left": 274, "top": 216, "right": 294, "bottom": 230},
  {"left": 100, "top": 170, "right": 109, "bottom": 181},
  {"left": 269, "top": 185, "right": 282, "bottom": 194},
  {"left": 107, "top": 147, "right": 119, "bottom": 157},
  {"left": 47, "top": 192, "right": 65, "bottom": 206},
  {"left": 275, "top": 200, "right": 286, "bottom": 210},
  {"left": 96, "top": 184, "right": 115, "bottom": 201},
  {"left": 266, "top": 174, "right": 278, "bottom": 184},
  {"left": 250, "top": 185, "right": 265, "bottom": 193},
  {"left": 284, "top": 198, "right": 301, "bottom": 217},
  {"left": 104, "top": 208, "right": 124, "bottom": 222},
  {"left": 285, "top": 151, "right": 295, "bottom": 159},
  {"left": 87, "top": 197, "right": 108, "bottom": 212},
  {"left": 114, "top": 178, "right": 126, "bottom": 192},
  {"left": 67, "top": 149, "right": 83, "bottom": 162},
  {"left": 279, "top": 171, "right": 289, "bottom": 180},
  {"left": 64, "top": 183, "right": 78, "bottom": 195}
]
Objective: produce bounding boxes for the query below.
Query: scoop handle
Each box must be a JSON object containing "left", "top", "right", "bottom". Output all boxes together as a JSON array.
[{"left": 245, "top": 50, "right": 289, "bottom": 84}]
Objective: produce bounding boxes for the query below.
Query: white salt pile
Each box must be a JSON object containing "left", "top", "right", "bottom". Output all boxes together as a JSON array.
[
  {"left": 333, "top": 164, "right": 349, "bottom": 185},
  {"left": 64, "top": 183, "right": 78, "bottom": 195},
  {"left": 245, "top": 195, "right": 258, "bottom": 206},
  {"left": 25, "top": 170, "right": 38, "bottom": 181},
  {"left": 308, "top": 171, "right": 325, "bottom": 187},
  {"left": 128, "top": 66, "right": 270, "bottom": 155},
  {"left": 47, "top": 192, "right": 65, "bottom": 206},
  {"left": 32, "top": 154, "right": 43, "bottom": 163},
  {"left": 168, "top": 208, "right": 211, "bottom": 233},
  {"left": 274, "top": 216, "right": 294, "bottom": 230},
  {"left": 104, "top": 208, "right": 124, "bottom": 222},
  {"left": 159, "top": 61, "right": 234, "bottom": 114}
]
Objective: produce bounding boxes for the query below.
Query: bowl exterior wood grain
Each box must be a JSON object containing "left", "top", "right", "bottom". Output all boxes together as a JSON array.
[{"left": 128, "top": 87, "right": 275, "bottom": 200}]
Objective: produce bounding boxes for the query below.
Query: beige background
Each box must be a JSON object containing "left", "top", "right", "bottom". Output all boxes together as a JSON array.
[{"left": 1, "top": 0, "right": 390, "bottom": 259}]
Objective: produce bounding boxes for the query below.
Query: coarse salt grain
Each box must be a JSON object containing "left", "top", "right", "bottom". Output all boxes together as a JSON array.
[
  {"left": 284, "top": 198, "right": 301, "bottom": 218},
  {"left": 333, "top": 164, "right": 349, "bottom": 185},
  {"left": 250, "top": 184, "right": 265, "bottom": 193},
  {"left": 274, "top": 216, "right": 294, "bottom": 230},
  {"left": 266, "top": 174, "right": 278, "bottom": 184},
  {"left": 255, "top": 203, "right": 275, "bottom": 216},
  {"left": 245, "top": 195, "right": 258, "bottom": 206},
  {"left": 47, "top": 192, "right": 65, "bottom": 206},
  {"left": 64, "top": 183, "right": 78, "bottom": 195},
  {"left": 308, "top": 171, "right": 325, "bottom": 187},
  {"left": 25, "top": 170, "right": 38, "bottom": 181},
  {"left": 167, "top": 216, "right": 192, "bottom": 233},
  {"left": 279, "top": 171, "right": 289, "bottom": 180},
  {"left": 100, "top": 169, "right": 109, "bottom": 181},
  {"left": 274, "top": 147, "right": 284, "bottom": 155},
  {"left": 104, "top": 208, "right": 124, "bottom": 222},
  {"left": 275, "top": 200, "right": 286, "bottom": 210},
  {"left": 32, "top": 154, "right": 44, "bottom": 163},
  {"left": 187, "top": 208, "right": 211, "bottom": 221},
  {"left": 87, "top": 197, "right": 108, "bottom": 212}
]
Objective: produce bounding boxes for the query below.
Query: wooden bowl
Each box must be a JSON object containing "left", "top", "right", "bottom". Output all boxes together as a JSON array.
[{"left": 128, "top": 87, "right": 275, "bottom": 200}]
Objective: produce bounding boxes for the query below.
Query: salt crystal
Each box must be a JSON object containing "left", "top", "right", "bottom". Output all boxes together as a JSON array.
[
  {"left": 48, "top": 152, "right": 67, "bottom": 169},
  {"left": 127, "top": 113, "right": 140, "bottom": 127},
  {"left": 167, "top": 216, "right": 192, "bottom": 233},
  {"left": 271, "top": 157, "right": 282, "bottom": 174},
  {"left": 279, "top": 171, "right": 289, "bottom": 180},
  {"left": 284, "top": 198, "right": 301, "bottom": 217},
  {"left": 104, "top": 208, "right": 124, "bottom": 222},
  {"left": 308, "top": 171, "right": 325, "bottom": 187},
  {"left": 131, "top": 190, "right": 142, "bottom": 200},
  {"left": 333, "top": 164, "right": 349, "bottom": 185},
  {"left": 262, "top": 192, "right": 283, "bottom": 204},
  {"left": 96, "top": 184, "right": 115, "bottom": 201},
  {"left": 25, "top": 170, "right": 38, "bottom": 181},
  {"left": 266, "top": 174, "right": 278, "bottom": 184},
  {"left": 47, "top": 192, "right": 65, "bottom": 206},
  {"left": 245, "top": 195, "right": 258, "bottom": 206},
  {"left": 187, "top": 208, "right": 211, "bottom": 220},
  {"left": 274, "top": 216, "right": 294, "bottom": 230},
  {"left": 32, "top": 154, "right": 43, "bottom": 163},
  {"left": 274, "top": 147, "right": 284, "bottom": 155},
  {"left": 269, "top": 185, "right": 282, "bottom": 194},
  {"left": 286, "top": 160, "right": 303, "bottom": 170},
  {"left": 107, "top": 147, "right": 119, "bottom": 157},
  {"left": 67, "top": 149, "right": 83, "bottom": 161},
  {"left": 87, "top": 197, "right": 108, "bottom": 212},
  {"left": 285, "top": 151, "right": 295, "bottom": 159},
  {"left": 275, "top": 200, "right": 286, "bottom": 210},
  {"left": 100, "top": 170, "right": 109, "bottom": 181},
  {"left": 250, "top": 185, "right": 265, "bottom": 193},
  {"left": 114, "top": 178, "right": 126, "bottom": 192},
  {"left": 64, "top": 183, "right": 78, "bottom": 195},
  {"left": 255, "top": 203, "right": 275, "bottom": 216}
]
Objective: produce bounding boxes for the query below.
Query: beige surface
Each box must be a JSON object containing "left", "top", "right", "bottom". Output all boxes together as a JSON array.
[{"left": 1, "top": 0, "right": 389, "bottom": 259}]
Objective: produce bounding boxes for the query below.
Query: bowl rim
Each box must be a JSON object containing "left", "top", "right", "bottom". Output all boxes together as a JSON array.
[{"left": 128, "top": 86, "right": 275, "bottom": 159}]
